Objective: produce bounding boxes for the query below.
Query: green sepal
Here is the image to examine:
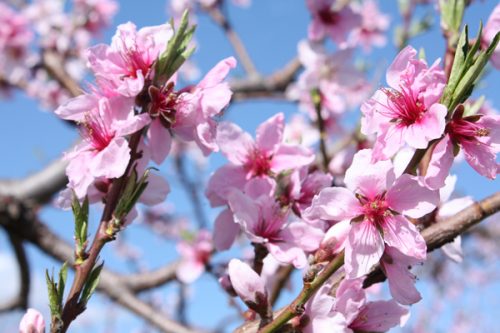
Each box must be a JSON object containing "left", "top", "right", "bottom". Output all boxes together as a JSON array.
[
  {"left": 463, "top": 95, "right": 485, "bottom": 117},
  {"left": 45, "top": 263, "right": 68, "bottom": 320},
  {"left": 154, "top": 10, "right": 197, "bottom": 85},
  {"left": 80, "top": 262, "right": 104, "bottom": 307},
  {"left": 72, "top": 194, "right": 89, "bottom": 261}
]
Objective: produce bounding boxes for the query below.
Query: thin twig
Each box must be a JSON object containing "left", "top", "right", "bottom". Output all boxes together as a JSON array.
[
  {"left": 0, "top": 232, "right": 30, "bottom": 312},
  {"left": 205, "top": 5, "right": 258, "bottom": 77}
]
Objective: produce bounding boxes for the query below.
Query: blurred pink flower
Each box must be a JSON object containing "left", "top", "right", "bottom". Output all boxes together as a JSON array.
[
  {"left": 176, "top": 230, "right": 213, "bottom": 283},
  {"left": 19, "top": 308, "right": 45, "bottom": 333},
  {"left": 482, "top": 3, "right": 500, "bottom": 69}
]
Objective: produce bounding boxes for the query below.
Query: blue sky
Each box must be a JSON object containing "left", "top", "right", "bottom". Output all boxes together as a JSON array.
[{"left": 0, "top": 0, "right": 499, "bottom": 332}]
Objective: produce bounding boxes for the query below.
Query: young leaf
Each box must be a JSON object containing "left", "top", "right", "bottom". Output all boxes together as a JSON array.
[{"left": 80, "top": 262, "right": 104, "bottom": 306}]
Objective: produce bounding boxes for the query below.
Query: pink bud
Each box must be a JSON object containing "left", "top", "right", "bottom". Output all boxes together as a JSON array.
[
  {"left": 19, "top": 308, "right": 45, "bottom": 333},
  {"left": 227, "top": 259, "right": 267, "bottom": 305}
]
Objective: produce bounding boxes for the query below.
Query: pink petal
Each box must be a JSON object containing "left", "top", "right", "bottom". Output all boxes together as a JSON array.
[
  {"left": 372, "top": 122, "right": 405, "bottom": 160},
  {"left": 344, "top": 149, "right": 395, "bottom": 199},
  {"left": 227, "top": 189, "right": 261, "bottom": 237},
  {"left": 461, "top": 140, "right": 499, "bottom": 179},
  {"left": 176, "top": 260, "right": 205, "bottom": 284},
  {"left": 139, "top": 173, "right": 170, "bottom": 206},
  {"left": 321, "top": 219, "right": 351, "bottom": 255},
  {"left": 267, "top": 241, "right": 308, "bottom": 269},
  {"left": 213, "top": 209, "right": 239, "bottom": 251},
  {"left": 198, "top": 57, "right": 237, "bottom": 89},
  {"left": 382, "top": 248, "right": 422, "bottom": 305},
  {"left": 89, "top": 137, "right": 130, "bottom": 179},
  {"left": 270, "top": 144, "right": 315, "bottom": 173},
  {"left": 205, "top": 165, "right": 247, "bottom": 207},
  {"left": 345, "top": 220, "right": 385, "bottom": 278},
  {"left": 441, "top": 236, "right": 463, "bottom": 263},
  {"left": 424, "top": 136, "right": 454, "bottom": 190},
  {"left": 216, "top": 121, "right": 254, "bottom": 165},
  {"left": 148, "top": 120, "right": 172, "bottom": 164},
  {"left": 381, "top": 215, "right": 426, "bottom": 261},
  {"left": 351, "top": 300, "right": 409, "bottom": 331},
  {"left": 256, "top": 113, "right": 285, "bottom": 155},
  {"left": 199, "top": 83, "right": 233, "bottom": 118},
  {"left": 281, "top": 222, "right": 324, "bottom": 252},
  {"left": 195, "top": 120, "right": 218, "bottom": 156},
  {"left": 304, "top": 187, "right": 361, "bottom": 221},
  {"left": 228, "top": 259, "right": 267, "bottom": 303},
  {"left": 387, "top": 174, "right": 439, "bottom": 218},
  {"left": 54, "top": 94, "right": 97, "bottom": 121},
  {"left": 386, "top": 46, "right": 417, "bottom": 88},
  {"left": 19, "top": 308, "right": 45, "bottom": 333}
]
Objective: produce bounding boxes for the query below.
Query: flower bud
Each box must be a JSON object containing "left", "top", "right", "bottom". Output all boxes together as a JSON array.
[{"left": 19, "top": 308, "right": 45, "bottom": 333}]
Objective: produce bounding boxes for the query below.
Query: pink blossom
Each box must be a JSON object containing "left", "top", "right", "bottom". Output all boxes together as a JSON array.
[
  {"left": 306, "top": 0, "right": 361, "bottom": 44},
  {"left": 87, "top": 22, "right": 172, "bottom": 97},
  {"left": 287, "top": 41, "right": 371, "bottom": 122},
  {"left": 348, "top": 0, "right": 390, "bottom": 52},
  {"left": 301, "top": 276, "right": 409, "bottom": 332},
  {"left": 425, "top": 109, "right": 500, "bottom": 187},
  {"left": 227, "top": 259, "right": 267, "bottom": 305},
  {"left": 146, "top": 57, "right": 236, "bottom": 163},
  {"left": 361, "top": 46, "right": 447, "bottom": 161},
  {"left": 482, "top": 3, "right": 500, "bottom": 69},
  {"left": 19, "top": 308, "right": 45, "bottom": 333},
  {"left": 381, "top": 246, "right": 422, "bottom": 305},
  {"left": 176, "top": 230, "right": 213, "bottom": 283},
  {"left": 224, "top": 178, "right": 323, "bottom": 268},
  {"left": 63, "top": 96, "right": 150, "bottom": 198},
  {"left": 206, "top": 113, "right": 315, "bottom": 206},
  {"left": 305, "top": 149, "right": 438, "bottom": 278},
  {"left": 74, "top": 0, "right": 118, "bottom": 35}
]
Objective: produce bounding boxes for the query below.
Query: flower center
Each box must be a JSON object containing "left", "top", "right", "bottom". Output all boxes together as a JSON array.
[
  {"left": 447, "top": 116, "right": 490, "bottom": 144},
  {"left": 80, "top": 112, "right": 114, "bottom": 152},
  {"left": 318, "top": 6, "right": 340, "bottom": 25},
  {"left": 359, "top": 194, "right": 389, "bottom": 223},
  {"left": 381, "top": 85, "right": 426, "bottom": 126},
  {"left": 246, "top": 149, "right": 271, "bottom": 177}
]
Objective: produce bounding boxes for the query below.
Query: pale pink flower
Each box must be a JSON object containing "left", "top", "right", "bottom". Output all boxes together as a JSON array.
[
  {"left": 425, "top": 109, "right": 500, "bottom": 188},
  {"left": 348, "top": 0, "right": 390, "bottom": 52},
  {"left": 63, "top": 96, "right": 150, "bottom": 198},
  {"left": 381, "top": 246, "right": 422, "bottom": 305},
  {"left": 74, "top": 0, "right": 118, "bottom": 35},
  {"left": 361, "top": 46, "right": 447, "bottom": 161},
  {"left": 301, "top": 276, "right": 409, "bottom": 332},
  {"left": 306, "top": 0, "right": 361, "bottom": 44},
  {"left": 224, "top": 178, "right": 323, "bottom": 268},
  {"left": 146, "top": 57, "right": 236, "bottom": 163},
  {"left": 19, "top": 308, "right": 45, "bottom": 333},
  {"left": 227, "top": 259, "right": 267, "bottom": 305},
  {"left": 206, "top": 113, "right": 315, "bottom": 207},
  {"left": 482, "top": 3, "right": 500, "bottom": 69},
  {"left": 305, "top": 149, "right": 438, "bottom": 278},
  {"left": 176, "top": 230, "right": 213, "bottom": 283},
  {"left": 87, "top": 22, "right": 172, "bottom": 97},
  {"left": 287, "top": 41, "right": 371, "bottom": 122}
]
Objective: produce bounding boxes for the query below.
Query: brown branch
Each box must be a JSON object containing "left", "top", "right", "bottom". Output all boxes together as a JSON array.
[
  {"left": 124, "top": 262, "right": 179, "bottom": 293},
  {"left": 236, "top": 191, "right": 500, "bottom": 333},
  {"left": 268, "top": 265, "right": 294, "bottom": 306},
  {"left": 0, "top": 202, "right": 203, "bottom": 333},
  {"left": 363, "top": 191, "right": 500, "bottom": 288},
  {"left": 174, "top": 153, "right": 208, "bottom": 229},
  {"left": 205, "top": 5, "right": 258, "bottom": 77},
  {"left": 0, "top": 157, "right": 68, "bottom": 204},
  {"left": 0, "top": 232, "right": 30, "bottom": 312},
  {"left": 229, "top": 57, "right": 301, "bottom": 101},
  {"left": 42, "top": 50, "right": 82, "bottom": 98}
]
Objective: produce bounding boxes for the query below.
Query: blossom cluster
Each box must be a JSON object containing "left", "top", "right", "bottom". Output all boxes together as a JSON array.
[{"left": 12, "top": 1, "right": 500, "bottom": 332}]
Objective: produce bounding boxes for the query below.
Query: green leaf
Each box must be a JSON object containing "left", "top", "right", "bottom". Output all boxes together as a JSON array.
[
  {"left": 72, "top": 193, "right": 89, "bottom": 258},
  {"left": 463, "top": 95, "right": 485, "bottom": 117},
  {"left": 46, "top": 269, "right": 61, "bottom": 318},
  {"left": 80, "top": 262, "right": 104, "bottom": 306},
  {"left": 442, "top": 25, "right": 469, "bottom": 107},
  {"left": 154, "top": 10, "right": 197, "bottom": 85},
  {"left": 57, "top": 263, "right": 68, "bottom": 307},
  {"left": 440, "top": 0, "right": 465, "bottom": 37}
]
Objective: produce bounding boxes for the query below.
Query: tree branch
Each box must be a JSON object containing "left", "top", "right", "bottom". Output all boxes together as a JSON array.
[
  {"left": 229, "top": 57, "right": 301, "bottom": 101},
  {"left": 0, "top": 157, "right": 68, "bottom": 204},
  {"left": 0, "top": 232, "right": 30, "bottom": 312},
  {"left": 235, "top": 191, "right": 500, "bottom": 333},
  {"left": 0, "top": 201, "right": 202, "bottom": 333},
  {"left": 205, "top": 5, "right": 258, "bottom": 77}
]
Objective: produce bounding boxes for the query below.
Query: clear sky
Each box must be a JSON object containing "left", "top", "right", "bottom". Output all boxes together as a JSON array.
[{"left": 0, "top": 1, "right": 499, "bottom": 332}]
